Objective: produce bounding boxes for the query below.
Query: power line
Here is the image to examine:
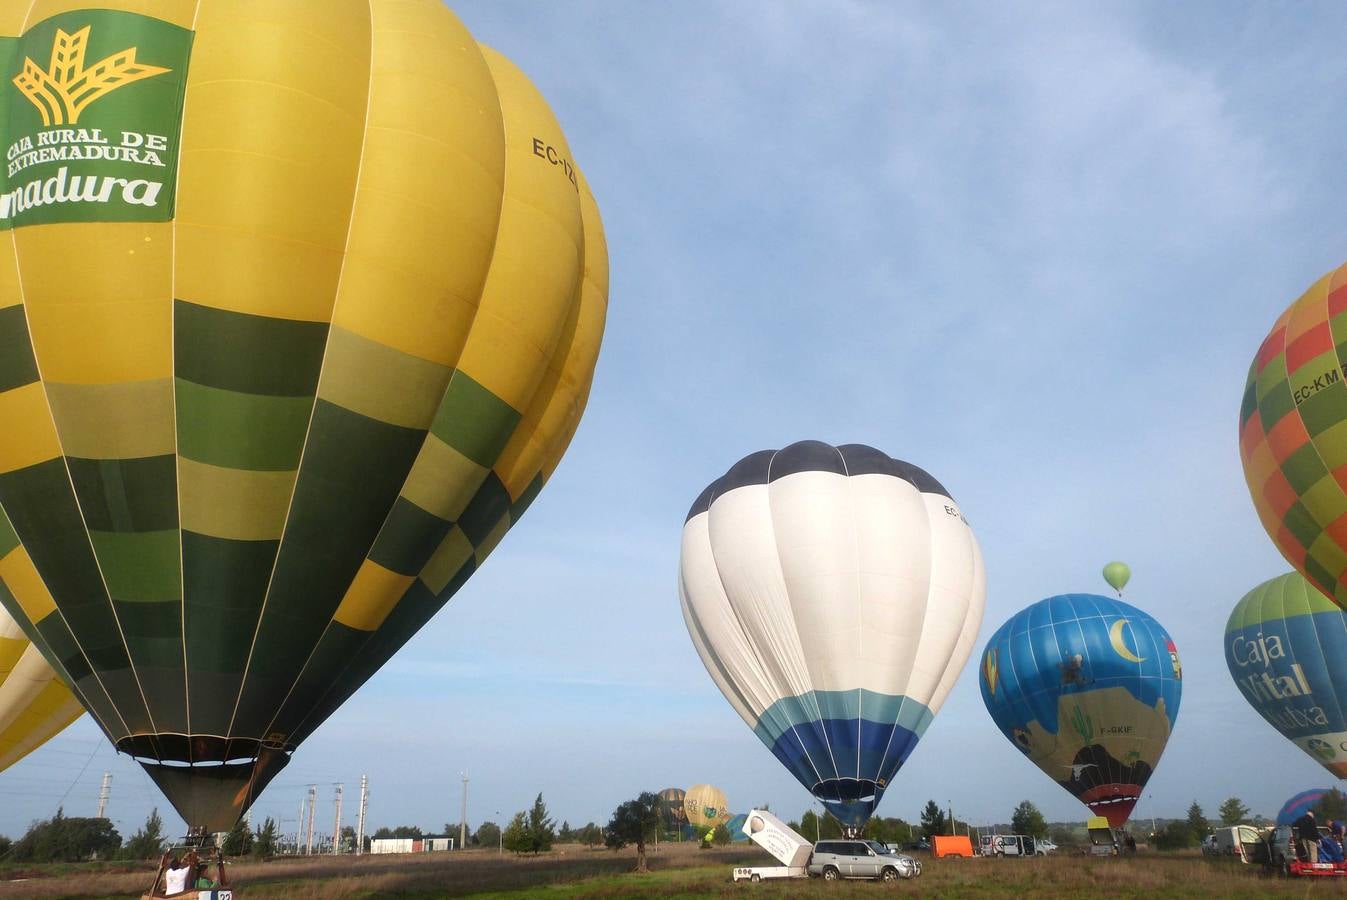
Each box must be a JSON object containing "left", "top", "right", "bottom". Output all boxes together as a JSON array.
[{"left": 53, "top": 740, "right": 103, "bottom": 812}]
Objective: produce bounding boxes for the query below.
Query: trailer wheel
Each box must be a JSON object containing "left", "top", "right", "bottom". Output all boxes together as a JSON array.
[
  {"left": 822, "top": 866, "right": 840, "bottom": 881},
  {"left": 751, "top": 874, "right": 760, "bottom": 882}
]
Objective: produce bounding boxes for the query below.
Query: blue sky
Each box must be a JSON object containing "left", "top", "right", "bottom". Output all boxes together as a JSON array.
[{"left": 6, "top": 0, "right": 1347, "bottom": 841}]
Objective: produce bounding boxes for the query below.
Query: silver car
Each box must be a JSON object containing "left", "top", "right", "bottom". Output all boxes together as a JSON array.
[{"left": 807, "top": 839, "right": 920, "bottom": 881}]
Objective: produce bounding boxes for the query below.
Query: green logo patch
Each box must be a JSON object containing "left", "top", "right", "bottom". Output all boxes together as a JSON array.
[{"left": 0, "top": 10, "right": 192, "bottom": 228}]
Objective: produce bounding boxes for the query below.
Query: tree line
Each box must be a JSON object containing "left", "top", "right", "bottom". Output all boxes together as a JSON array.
[
  {"left": 7, "top": 788, "right": 1307, "bottom": 865},
  {"left": 0, "top": 808, "right": 284, "bottom": 864}
]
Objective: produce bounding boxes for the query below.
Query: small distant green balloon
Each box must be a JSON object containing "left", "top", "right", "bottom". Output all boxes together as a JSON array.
[{"left": 1103, "top": 562, "right": 1131, "bottom": 594}]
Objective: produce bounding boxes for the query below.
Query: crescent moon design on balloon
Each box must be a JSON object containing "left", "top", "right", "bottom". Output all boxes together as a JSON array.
[{"left": 1110, "top": 619, "right": 1146, "bottom": 663}]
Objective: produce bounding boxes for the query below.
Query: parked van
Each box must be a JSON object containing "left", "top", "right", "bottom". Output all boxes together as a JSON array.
[
  {"left": 980, "top": 834, "right": 1049, "bottom": 857},
  {"left": 1205, "top": 825, "right": 1267, "bottom": 864}
]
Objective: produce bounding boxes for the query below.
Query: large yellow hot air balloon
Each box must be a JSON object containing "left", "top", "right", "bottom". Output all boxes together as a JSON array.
[
  {"left": 0, "top": 602, "right": 82, "bottom": 772},
  {"left": 0, "top": 1, "right": 606, "bottom": 832}
]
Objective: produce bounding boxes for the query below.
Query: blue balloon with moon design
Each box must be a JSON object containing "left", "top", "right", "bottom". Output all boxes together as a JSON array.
[{"left": 979, "top": 594, "right": 1182, "bottom": 827}]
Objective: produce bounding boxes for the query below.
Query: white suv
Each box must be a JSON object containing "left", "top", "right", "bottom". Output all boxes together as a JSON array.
[{"left": 807, "top": 840, "right": 920, "bottom": 881}]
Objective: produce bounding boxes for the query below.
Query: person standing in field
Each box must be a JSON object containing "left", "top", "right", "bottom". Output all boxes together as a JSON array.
[{"left": 1293, "top": 810, "right": 1320, "bottom": 864}]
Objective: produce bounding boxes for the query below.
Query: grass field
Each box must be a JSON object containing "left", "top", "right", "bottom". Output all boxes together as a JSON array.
[{"left": 2, "top": 842, "right": 1340, "bottom": 898}]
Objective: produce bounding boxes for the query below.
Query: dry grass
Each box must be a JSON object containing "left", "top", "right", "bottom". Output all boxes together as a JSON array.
[
  {"left": 0, "top": 842, "right": 747, "bottom": 899},
  {"left": 1, "top": 844, "right": 1341, "bottom": 898}
]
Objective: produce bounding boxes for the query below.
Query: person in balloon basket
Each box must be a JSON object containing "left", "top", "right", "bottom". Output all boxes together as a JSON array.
[
  {"left": 1293, "top": 809, "right": 1319, "bottom": 863},
  {"left": 183, "top": 849, "right": 223, "bottom": 890},
  {"left": 160, "top": 853, "right": 192, "bottom": 895}
]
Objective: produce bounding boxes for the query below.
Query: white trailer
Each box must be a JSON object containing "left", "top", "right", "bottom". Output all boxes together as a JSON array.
[{"left": 731, "top": 809, "right": 812, "bottom": 883}]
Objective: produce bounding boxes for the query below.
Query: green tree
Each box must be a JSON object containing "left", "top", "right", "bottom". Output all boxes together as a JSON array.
[
  {"left": 558, "top": 820, "right": 573, "bottom": 842},
  {"left": 502, "top": 812, "right": 529, "bottom": 854},
  {"left": 1154, "top": 820, "right": 1196, "bottom": 850},
  {"left": 0, "top": 835, "right": 11, "bottom": 857},
  {"left": 339, "top": 825, "right": 355, "bottom": 854},
  {"left": 920, "top": 800, "right": 948, "bottom": 839},
  {"left": 1185, "top": 801, "right": 1209, "bottom": 839},
  {"left": 475, "top": 821, "right": 501, "bottom": 850},
  {"left": 1048, "top": 825, "right": 1079, "bottom": 847},
  {"left": 863, "top": 817, "right": 914, "bottom": 846},
  {"left": 1218, "top": 797, "right": 1249, "bottom": 827},
  {"left": 221, "top": 818, "right": 253, "bottom": 857},
  {"left": 1314, "top": 788, "right": 1347, "bottom": 821},
  {"left": 13, "top": 809, "right": 122, "bottom": 862},
  {"left": 579, "top": 822, "right": 603, "bottom": 848},
  {"left": 121, "top": 808, "right": 166, "bottom": 860},
  {"left": 526, "top": 793, "right": 555, "bottom": 853},
  {"left": 252, "top": 817, "right": 278, "bottom": 858},
  {"left": 1010, "top": 801, "right": 1048, "bottom": 838},
  {"left": 375, "top": 825, "right": 424, "bottom": 839},
  {"left": 712, "top": 824, "right": 731, "bottom": 846},
  {"left": 605, "top": 792, "right": 662, "bottom": 871},
  {"left": 799, "top": 809, "right": 842, "bottom": 841}
]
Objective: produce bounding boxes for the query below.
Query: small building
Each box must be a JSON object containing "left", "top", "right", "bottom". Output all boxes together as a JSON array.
[{"left": 368, "top": 836, "right": 455, "bottom": 854}]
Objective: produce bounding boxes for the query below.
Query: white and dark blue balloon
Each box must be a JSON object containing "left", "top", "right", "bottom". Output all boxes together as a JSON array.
[{"left": 678, "top": 441, "right": 985, "bottom": 830}]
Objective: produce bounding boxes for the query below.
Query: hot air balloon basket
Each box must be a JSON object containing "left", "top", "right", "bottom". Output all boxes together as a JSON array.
[{"left": 1283, "top": 859, "right": 1347, "bottom": 878}]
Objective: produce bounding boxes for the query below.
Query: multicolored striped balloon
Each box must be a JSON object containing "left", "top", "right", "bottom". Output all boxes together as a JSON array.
[
  {"left": 0, "top": 1, "right": 606, "bottom": 830},
  {"left": 1226, "top": 572, "right": 1347, "bottom": 778},
  {"left": 979, "top": 595, "right": 1182, "bottom": 828},
  {"left": 679, "top": 441, "right": 985, "bottom": 831},
  {"left": 1240, "top": 264, "right": 1347, "bottom": 607},
  {"left": 0, "top": 602, "right": 82, "bottom": 773}
]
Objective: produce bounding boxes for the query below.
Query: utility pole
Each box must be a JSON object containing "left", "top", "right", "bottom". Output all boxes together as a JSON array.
[
  {"left": 459, "top": 772, "right": 469, "bottom": 851},
  {"left": 356, "top": 775, "right": 368, "bottom": 855},
  {"left": 95, "top": 771, "right": 111, "bottom": 819},
  {"left": 332, "top": 784, "right": 343, "bottom": 854},
  {"left": 306, "top": 784, "right": 317, "bottom": 855},
  {"left": 297, "top": 798, "right": 305, "bottom": 855}
]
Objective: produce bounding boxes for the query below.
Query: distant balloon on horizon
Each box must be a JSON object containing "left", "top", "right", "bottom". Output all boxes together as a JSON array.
[
  {"left": 657, "top": 787, "right": 688, "bottom": 831},
  {"left": 683, "top": 784, "right": 731, "bottom": 832},
  {"left": 979, "top": 594, "right": 1182, "bottom": 828}
]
